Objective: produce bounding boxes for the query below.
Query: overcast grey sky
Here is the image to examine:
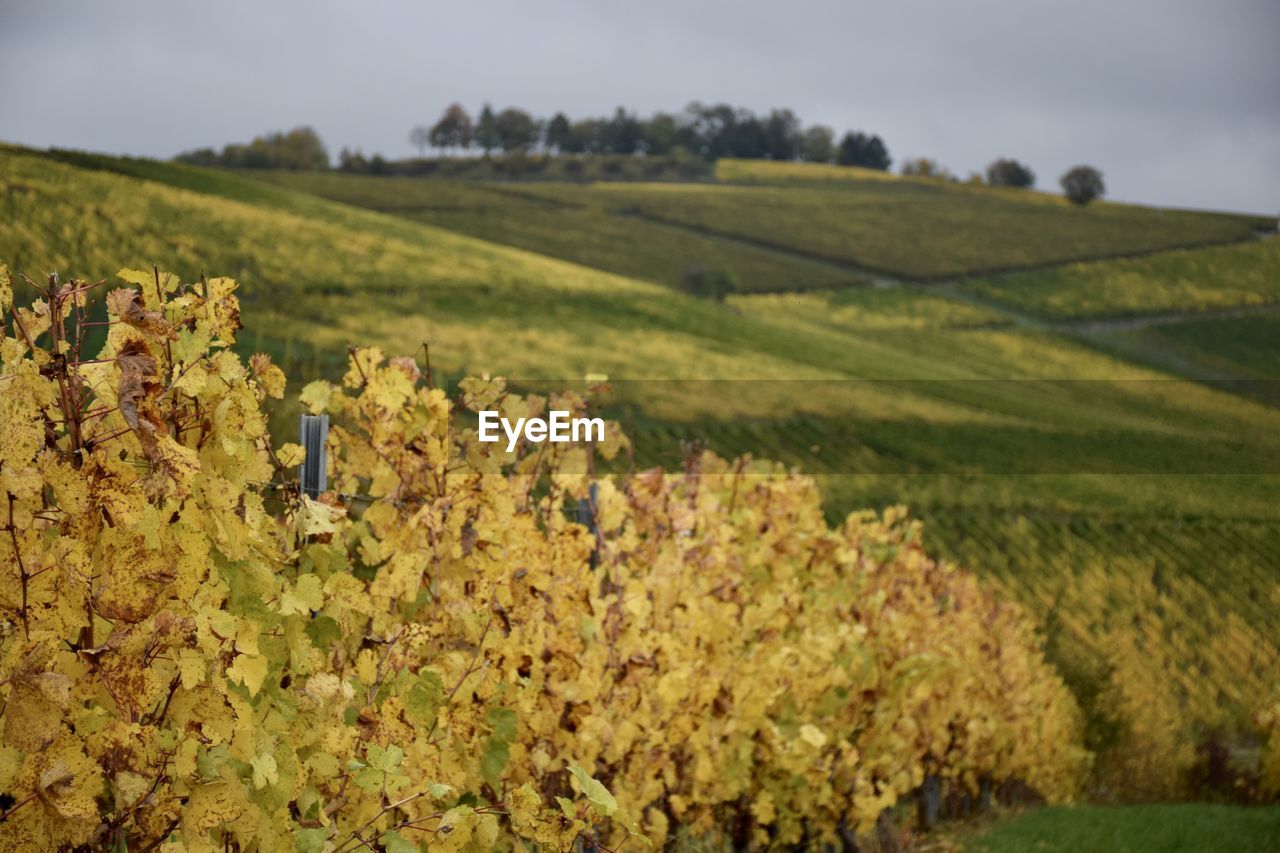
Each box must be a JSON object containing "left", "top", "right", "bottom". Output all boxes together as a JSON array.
[{"left": 2, "top": 0, "right": 1276, "bottom": 213}]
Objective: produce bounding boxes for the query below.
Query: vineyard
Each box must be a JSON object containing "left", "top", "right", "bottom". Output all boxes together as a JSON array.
[
  {"left": 926, "top": 511, "right": 1280, "bottom": 798},
  {"left": 960, "top": 237, "right": 1280, "bottom": 320},
  {"left": 0, "top": 269, "right": 1093, "bottom": 848},
  {"left": 2, "top": 143, "right": 1280, "bottom": 843},
  {"left": 486, "top": 183, "right": 1268, "bottom": 281},
  {"left": 256, "top": 165, "right": 1272, "bottom": 285},
  {"left": 252, "top": 170, "right": 868, "bottom": 294}
]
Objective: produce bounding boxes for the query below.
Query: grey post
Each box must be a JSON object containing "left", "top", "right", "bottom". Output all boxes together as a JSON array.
[{"left": 299, "top": 414, "right": 329, "bottom": 498}]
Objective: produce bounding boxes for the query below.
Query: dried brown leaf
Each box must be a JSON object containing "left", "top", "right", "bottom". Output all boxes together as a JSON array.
[{"left": 107, "top": 287, "right": 177, "bottom": 340}]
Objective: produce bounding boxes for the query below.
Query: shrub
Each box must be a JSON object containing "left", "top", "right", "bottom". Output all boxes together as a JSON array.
[{"left": 900, "top": 157, "right": 952, "bottom": 180}]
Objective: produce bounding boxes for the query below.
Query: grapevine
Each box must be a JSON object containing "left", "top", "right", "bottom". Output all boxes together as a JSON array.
[{"left": 0, "top": 265, "right": 1090, "bottom": 850}]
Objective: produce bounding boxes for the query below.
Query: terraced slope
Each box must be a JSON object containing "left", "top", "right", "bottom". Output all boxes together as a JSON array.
[
  {"left": 220, "top": 170, "right": 869, "bottom": 294},
  {"left": 257, "top": 167, "right": 1272, "bottom": 286},
  {"left": 497, "top": 181, "right": 1270, "bottom": 280},
  {"left": 960, "top": 236, "right": 1280, "bottom": 320}
]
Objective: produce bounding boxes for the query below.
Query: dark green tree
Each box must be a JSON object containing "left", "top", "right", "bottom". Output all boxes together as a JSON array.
[
  {"left": 190, "top": 126, "right": 329, "bottom": 170},
  {"left": 800, "top": 125, "right": 835, "bottom": 163},
  {"left": 494, "top": 107, "right": 539, "bottom": 154},
  {"left": 726, "top": 112, "right": 768, "bottom": 159},
  {"left": 545, "top": 112, "right": 572, "bottom": 153},
  {"left": 837, "top": 132, "right": 891, "bottom": 170},
  {"left": 642, "top": 112, "right": 679, "bottom": 155},
  {"left": 603, "top": 107, "right": 643, "bottom": 154},
  {"left": 566, "top": 119, "right": 605, "bottom": 154},
  {"left": 862, "top": 135, "right": 891, "bottom": 171},
  {"left": 337, "top": 146, "right": 369, "bottom": 172},
  {"left": 986, "top": 157, "right": 1036, "bottom": 188},
  {"left": 475, "top": 104, "right": 499, "bottom": 156},
  {"left": 1060, "top": 165, "right": 1105, "bottom": 205},
  {"left": 763, "top": 109, "right": 802, "bottom": 160}
]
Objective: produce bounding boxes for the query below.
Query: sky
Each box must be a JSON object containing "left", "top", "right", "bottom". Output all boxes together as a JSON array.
[{"left": 1, "top": 0, "right": 1277, "bottom": 214}]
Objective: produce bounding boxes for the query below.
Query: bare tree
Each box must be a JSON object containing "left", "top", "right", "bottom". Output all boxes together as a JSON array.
[{"left": 409, "top": 125, "right": 431, "bottom": 158}]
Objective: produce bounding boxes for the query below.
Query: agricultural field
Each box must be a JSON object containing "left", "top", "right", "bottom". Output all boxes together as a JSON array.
[
  {"left": 927, "top": 510, "right": 1279, "bottom": 796},
  {"left": 961, "top": 236, "right": 1280, "bottom": 320},
  {"left": 254, "top": 169, "right": 867, "bottom": 293},
  {"left": 1141, "top": 312, "right": 1280, "bottom": 379},
  {"left": 3, "top": 143, "right": 1279, "bottom": 806},
  {"left": 1070, "top": 310, "right": 1280, "bottom": 408},
  {"left": 6, "top": 144, "right": 1278, "bottom": 513},
  {"left": 498, "top": 180, "right": 1271, "bottom": 279},
  {"left": 717, "top": 157, "right": 909, "bottom": 185},
  {"left": 257, "top": 166, "right": 1272, "bottom": 286}
]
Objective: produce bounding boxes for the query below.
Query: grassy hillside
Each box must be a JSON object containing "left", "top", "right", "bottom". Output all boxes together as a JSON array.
[
  {"left": 3, "top": 145, "right": 1278, "bottom": 793},
  {"left": 1144, "top": 312, "right": 1280, "bottom": 379},
  {"left": 6, "top": 146, "right": 1278, "bottom": 512},
  {"left": 256, "top": 166, "right": 1272, "bottom": 286},
  {"left": 504, "top": 180, "right": 1269, "bottom": 280},
  {"left": 961, "top": 237, "right": 1280, "bottom": 320},
  {"left": 717, "top": 157, "right": 909, "bottom": 185},
  {"left": 251, "top": 170, "right": 867, "bottom": 293}
]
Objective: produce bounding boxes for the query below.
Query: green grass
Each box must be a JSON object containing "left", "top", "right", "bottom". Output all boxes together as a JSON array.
[
  {"left": 1070, "top": 311, "right": 1280, "bottom": 408},
  {"left": 968, "top": 804, "right": 1280, "bottom": 853},
  {"left": 1087, "top": 311, "right": 1280, "bottom": 387},
  {"left": 716, "top": 157, "right": 911, "bottom": 185},
  {"left": 961, "top": 237, "right": 1280, "bottom": 320},
  {"left": 1148, "top": 313, "right": 1280, "bottom": 379}
]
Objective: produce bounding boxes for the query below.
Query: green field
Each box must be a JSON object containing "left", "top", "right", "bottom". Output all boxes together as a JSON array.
[
  {"left": 501, "top": 180, "right": 1268, "bottom": 279},
  {"left": 1145, "top": 312, "right": 1280, "bottom": 379},
  {"left": 256, "top": 165, "right": 1272, "bottom": 284},
  {"left": 3, "top": 143, "right": 1278, "bottom": 801},
  {"left": 962, "top": 236, "right": 1280, "bottom": 320},
  {"left": 1071, "top": 311, "right": 1280, "bottom": 408},
  {"left": 252, "top": 169, "right": 867, "bottom": 293},
  {"left": 967, "top": 804, "right": 1280, "bottom": 853}
]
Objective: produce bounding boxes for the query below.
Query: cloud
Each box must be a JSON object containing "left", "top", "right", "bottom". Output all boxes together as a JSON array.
[{"left": 1, "top": 0, "right": 1276, "bottom": 212}]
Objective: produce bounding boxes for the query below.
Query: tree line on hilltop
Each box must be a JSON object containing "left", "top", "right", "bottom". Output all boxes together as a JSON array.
[
  {"left": 407, "top": 102, "right": 893, "bottom": 170},
  {"left": 173, "top": 105, "right": 1106, "bottom": 203},
  {"left": 176, "top": 103, "right": 893, "bottom": 171}
]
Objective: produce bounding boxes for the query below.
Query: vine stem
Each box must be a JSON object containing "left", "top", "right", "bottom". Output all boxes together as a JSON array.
[
  {"left": 0, "top": 792, "right": 37, "bottom": 823},
  {"left": 332, "top": 790, "right": 431, "bottom": 853},
  {"left": 6, "top": 493, "right": 29, "bottom": 638},
  {"left": 423, "top": 617, "right": 493, "bottom": 743}
]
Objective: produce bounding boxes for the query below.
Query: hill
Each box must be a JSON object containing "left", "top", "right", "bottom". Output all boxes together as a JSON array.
[
  {"left": 257, "top": 164, "right": 1271, "bottom": 285},
  {"left": 2, "top": 143, "right": 1277, "bottom": 795}
]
